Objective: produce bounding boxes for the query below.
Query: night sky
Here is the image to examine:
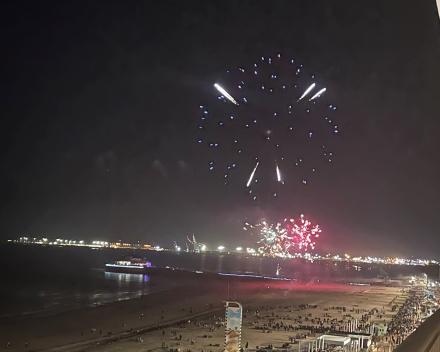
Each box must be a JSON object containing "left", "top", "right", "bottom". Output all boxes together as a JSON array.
[{"left": 1, "top": 1, "right": 440, "bottom": 258}]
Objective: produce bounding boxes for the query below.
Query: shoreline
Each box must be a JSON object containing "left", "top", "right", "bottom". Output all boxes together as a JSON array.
[
  {"left": 0, "top": 278, "right": 231, "bottom": 352},
  {"left": 0, "top": 283, "right": 184, "bottom": 324}
]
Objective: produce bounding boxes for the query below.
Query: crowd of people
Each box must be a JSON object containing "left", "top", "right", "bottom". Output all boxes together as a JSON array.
[
  {"left": 384, "top": 291, "right": 434, "bottom": 347},
  {"left": 250, "top": 303, "right": 382, "bottom": 337}
]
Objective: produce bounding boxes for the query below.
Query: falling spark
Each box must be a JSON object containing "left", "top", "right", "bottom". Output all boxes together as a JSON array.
[
  {"left": 298, "top": 83, "right": 315, "bottom": 101},
  {"left": 246, "top": 162, "right": 259, "bottom": 187},
  {"left": 214, "top": 83, "right": 239, "bottom": 105},
  {"left": 309, "top": 88, "right": 327, "bottom": 101},
  {"left": 275, "top": 160, "right": 281, "bottom": 182}
]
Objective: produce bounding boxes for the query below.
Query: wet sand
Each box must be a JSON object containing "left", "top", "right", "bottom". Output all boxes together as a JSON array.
[{"left": 0, "top": 278, "right": 404, "bottom": 352}]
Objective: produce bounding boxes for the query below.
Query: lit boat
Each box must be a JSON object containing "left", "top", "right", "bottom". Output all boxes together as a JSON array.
[{"left": 105, "top": 258, "right": 151, "bottom": 273}]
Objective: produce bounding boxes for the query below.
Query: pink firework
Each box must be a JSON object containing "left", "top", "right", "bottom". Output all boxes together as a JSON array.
[{"left": 285, "top": 214, "right": 321, "bottom": 252}]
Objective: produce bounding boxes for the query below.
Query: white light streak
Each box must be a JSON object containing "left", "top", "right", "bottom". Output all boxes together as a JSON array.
[
  {"left": 309, "top": 88, "right": 326, "bottom": 101},
  {"left": 298, "top": 83, "right": 315, "bottom": 101},
  {"left": 247, "top": 162, "right": 259, "bottom": 187},
  {"left": 214, "top": 83, "right": 239, "bottom": 105},
  {"left": 275, "top": 160, "right": 281, "bottom": 182}
]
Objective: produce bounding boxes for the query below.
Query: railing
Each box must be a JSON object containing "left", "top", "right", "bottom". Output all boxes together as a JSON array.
[{"left": 394, "top": 308, "right": 440, "bottom": 352}]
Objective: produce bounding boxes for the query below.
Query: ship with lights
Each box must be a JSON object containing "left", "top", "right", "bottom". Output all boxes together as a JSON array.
[{"left": 105, "top": 257, "right": 152, "bottom": 273}]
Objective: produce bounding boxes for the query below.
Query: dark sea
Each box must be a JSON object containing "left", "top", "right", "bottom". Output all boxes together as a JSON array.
[
  {"left": 0, "top": 270, "right": 177, "bottom": 321},
  {"left": 0, "top": 244, "right": 186, "bottom": 322}
]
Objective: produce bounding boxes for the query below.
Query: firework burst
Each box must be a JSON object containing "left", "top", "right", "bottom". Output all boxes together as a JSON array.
[
  {"left": 285, "top": 214, "right": 321, "bottom": 251},
  {"left": 197, "top": 53, "right": 339, "bottom": 201},
  {"left": 244, "top": 214, "right": 321, "bottom": 257}
]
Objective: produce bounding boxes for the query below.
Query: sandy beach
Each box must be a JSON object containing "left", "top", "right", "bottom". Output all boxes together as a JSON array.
[
  {"left": 0, "top": 275, "right": 405, "bottom": 352},
  {"left": 88, "top": 283, "right": 405, "bottom": 352}
]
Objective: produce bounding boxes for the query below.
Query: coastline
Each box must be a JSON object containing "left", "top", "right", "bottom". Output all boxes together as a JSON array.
[
  {"left": 0, "top": 278, "right": 231, "bottom": 352},
  {"left": 0, "top": 282, "right": 182, "bottom": 324}
]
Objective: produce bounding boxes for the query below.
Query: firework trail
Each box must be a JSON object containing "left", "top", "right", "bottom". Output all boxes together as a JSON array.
[
  {"left": 309, "top": 88, "right": 326, "bottom": 101},
  {"left": 298, "top": 83, "right": 316, "bottom": 101},
  {"left": 275, "top": 160, "right": 282, "bottom": 182},
  {"left": 247, "top": 162, "right": 259, "bottom": 187},
  {"left": 214, "top": 83, "right": 239, "bottom": 105}
]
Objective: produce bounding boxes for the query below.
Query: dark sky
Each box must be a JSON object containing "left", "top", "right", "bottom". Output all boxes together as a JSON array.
[{"left": 1, "top": 1, "right": 440, "bottom": 258}]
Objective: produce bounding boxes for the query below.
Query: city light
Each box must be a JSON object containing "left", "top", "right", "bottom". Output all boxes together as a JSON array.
[{"left": 8, "top": 238, "right": 439, "bottom": 266}]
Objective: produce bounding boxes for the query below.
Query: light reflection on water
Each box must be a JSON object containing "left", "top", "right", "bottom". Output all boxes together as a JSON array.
[
  {"left": 1, "top": 272, "right": 156, "bottom": 321},
  {"left": 78, "top": 273, "right": 153, "bottom": 307},
  {"left": 105, "top": 272, "right": 149, "bottom": 287}
]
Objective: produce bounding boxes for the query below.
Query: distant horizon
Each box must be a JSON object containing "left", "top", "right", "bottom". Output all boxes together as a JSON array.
[{"left": 5, "top": 241, "right": 440, "bottom": 263}]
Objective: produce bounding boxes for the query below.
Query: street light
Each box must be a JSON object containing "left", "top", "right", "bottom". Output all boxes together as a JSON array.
[
  {"left": 236, "top": 247, "right": 242, "bottom": 251},
  {"left": 218, "top": 246, "right": 225, "bottom": 251}
]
